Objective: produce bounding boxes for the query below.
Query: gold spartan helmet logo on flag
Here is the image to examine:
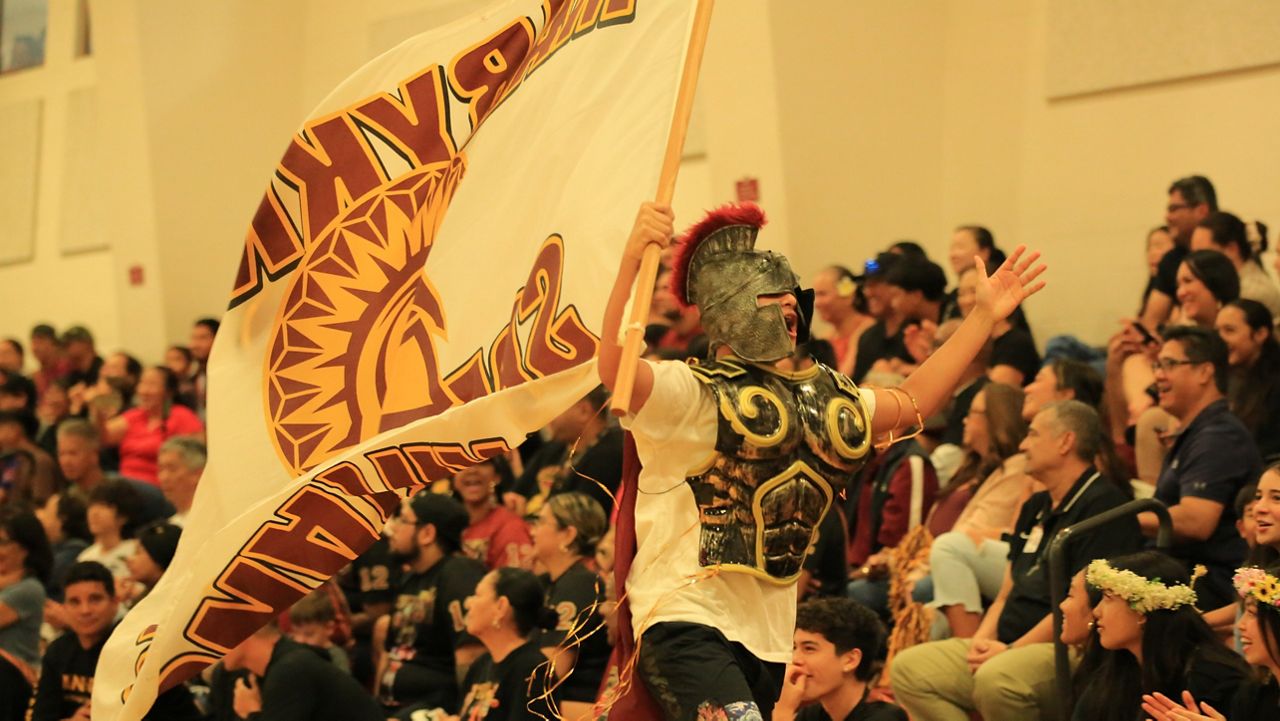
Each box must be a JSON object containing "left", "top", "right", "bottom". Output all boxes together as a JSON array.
[{"left": 265, "top": 157, "right": 466, "bottom": 475}]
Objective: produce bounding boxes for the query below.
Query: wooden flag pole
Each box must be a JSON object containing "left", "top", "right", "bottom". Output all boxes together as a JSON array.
[{"left": 610, "top": 0, "right": 715, "bottom": 417}]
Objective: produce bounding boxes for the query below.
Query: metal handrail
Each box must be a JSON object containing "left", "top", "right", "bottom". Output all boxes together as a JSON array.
[{"left": 1047, "top": 498, "right": 1172, "bottom": 719}]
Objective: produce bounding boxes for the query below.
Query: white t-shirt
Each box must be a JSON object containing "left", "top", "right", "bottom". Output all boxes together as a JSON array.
[
  {"left": 77, "top": 539, "right": 138, "bottom": 580},
  {"left": 622, "top": 360, "right": 875, "bottom": 663}
]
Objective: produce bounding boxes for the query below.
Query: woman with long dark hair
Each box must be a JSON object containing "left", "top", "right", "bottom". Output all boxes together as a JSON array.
[
  {"left": 1192, "top": 211, "right": 1280, "bottom": 319},
  {"left": 0, "top": 509, "right": 53, "bottom": 720},
  {"left": 1072, "top": 551, "right": 1247, "bottom": 721},
  {"left": 459, "top": 567, "right": 557, "bottom": 721},
  {"left": 1143, "top": 559, "right": 1280, "bottom": 721},
  {"left": 1216, "top": 299, "right": 1280, "bottom": 463}
]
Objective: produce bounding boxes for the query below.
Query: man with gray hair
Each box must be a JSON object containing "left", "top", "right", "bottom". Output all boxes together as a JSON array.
[
  {"left": 56, "top": 418, "right": 173, "bottom": 525},
  {"left": 157, "top": 436, "right": 205, "bottom": 526},
  {"left": 892, "top": 400, "right": 1141, "bottom": 721}
]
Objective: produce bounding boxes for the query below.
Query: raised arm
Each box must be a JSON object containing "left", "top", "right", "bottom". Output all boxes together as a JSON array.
[
  {"left": 872, "top": 246, "right": 1046, "bottom": 435},
  {"left": 597, "top": 203, "right": 674, "bottom": 415}
]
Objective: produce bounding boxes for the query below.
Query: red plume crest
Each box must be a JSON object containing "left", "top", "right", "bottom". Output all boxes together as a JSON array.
[{"left": 670, "top": 202, "right": 767, "bottom": 306}]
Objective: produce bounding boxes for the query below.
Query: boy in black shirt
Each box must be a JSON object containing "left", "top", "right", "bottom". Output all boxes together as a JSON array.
[
  {"left": 378, "top": 492, "right": 486, "bottom": 718},
  {"left": 28, "top": 562, "right": 200, "bottom": 721},
  {"left": 774, "top": 598, "right": 906, "bottom": 721}
]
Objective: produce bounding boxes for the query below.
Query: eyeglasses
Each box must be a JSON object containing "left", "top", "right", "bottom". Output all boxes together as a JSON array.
[
  {"left": 1151, "top": 357, "right": 1200, "bottom": 373},
  {"left": 1166, "top": 203, "right": 1190, "bottom": 213}
]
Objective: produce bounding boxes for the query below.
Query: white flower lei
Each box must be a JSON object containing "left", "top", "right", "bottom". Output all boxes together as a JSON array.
[{"left": 1085, "top": 559, "right": 1203, "bottom": 614}]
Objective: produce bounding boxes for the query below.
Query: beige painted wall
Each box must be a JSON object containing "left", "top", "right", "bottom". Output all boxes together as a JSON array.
[{"left": 3, "top": 0, "right": 1279, "bottom": 368}]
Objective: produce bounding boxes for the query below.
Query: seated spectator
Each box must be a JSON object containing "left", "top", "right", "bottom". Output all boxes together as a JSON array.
[
  {"left": 1139, "top": 327, "right": 1261, "bottom": 609},
  {"left": 530, "top": 492, "right": 609, "bottom": 718},
  {"left": 123, "top": 521, "right": 181, "bottom": 606},
  {"left": 189, "top": 317, "right": 219, "bottom": 419},
  {"left": 1076, "top": 552, "right": 1247, "bottom": 720},
  {"left": 335, "top": 537, "right": 396, "bottom": 688},
  {"left": 1022, "top": 359, "right": 1131, "bottom": 483},
  {"left": 891, "top": 400, "right": 1141, "bottom": 721},
  {"left": 35, "top": 493, "right": 90, "bottom": 602},
  {"left": 165, "top": 345, "right": 199, "bottom": 409},
  {"left": 27, "top": 324, "right": 69, "bottom": 399},
  {"left": 951, "top": 267, "right": 1039, "bottom": 386},
  {"left": 1058, "top": 569, "right": 1103, "bottom": 702},
  {"left": 868, "top": 257, "right": 948, "bottom": 380},
  {"left": 0, "top": 509, "right": 51, "bottom": 719},
  {"left": 851, "top": 253, "right": 907, "bottom": 383},
  {"left": 95, "top": 351, "right": 143, "bottom": 408},
  {"left": 812, "top": 266, "right": 872, "bottom": 377},
  {"left": 844, "top": 436, "right": 938, "bottom": 615},
  {"left": 60, "top": 326, "right": 102, "bottom": 391},
  {"left": 456, "top": 458, "right": 533, "bottom": 570},
  {"left": 647, "top": 265, "right": 704, "bottom": 357},
  {"left": 1144, "top": 560, "right": 1280, "bottom": 720},
  {"left": 775, "top": 597, "right": 906, "bottom": 721},
  {"left": 94, "top": 366, "right": 204, "bottom": 486},
  {"left": 1141, "top": 175, "right": 1216, "bottom": 330},
  {"left": 56, "top": 418, "right": 174, "bottom": 526},
  {"left": 943, "top": 225, "right": 1007, "bottom": 321},
  {"left": 28, "top": 561, "right": 201, "bottom": 721},
  {"left": 156, "top": 435, "right": 205, "bottom": 525},
  {"left": 1252, "top": 464, "right": 1280, "bottom": 558},
  {"left": 0, "top": 374, "right": 35, "bottom": 415},
  {"left": 1192, "top": 211, "right": 1280, "bottom": 318},
  {"left": 927, "top": 384, "right": 1034, "bottom": 638},
  {"left": 76, "top": 479, "right": 142, "bottom": 580},
  {"left": 1139, "top": 226, "right": 1174, "bottom": 313},
  {"left": 286, "top": 586, "right": 351, "bottom": 674},
  {"left": 377, "top": 492, "right": 485, "bottom": 718},
  {"left": 1175, "top": 249, "right": 1239, "bottom": 328},
  {"left": 510, "top": 386, "right": 623, "bottom": 517},
  {"left": 458, "top": 568, "right": 556, "bottom": 721},
  {"left": 0, "top": 409, "right": 58, "bottom": 507},
  {"left": 1216, "top": 299, "right": 1280, "bottom": 462},
  {"left": 32, "top": 379, "right": 69, "bottom": 462},
  {"left": 222, "top": 619, "right": 382, "bottom": 721}
]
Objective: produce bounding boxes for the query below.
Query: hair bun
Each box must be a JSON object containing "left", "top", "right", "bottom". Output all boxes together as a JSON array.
[{"left": 537, "top": 606, "right": 560, "bottom": 632}]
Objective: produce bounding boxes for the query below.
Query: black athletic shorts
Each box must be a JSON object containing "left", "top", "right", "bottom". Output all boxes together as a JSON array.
[{"left": 637, "top": 621, "right": 785, "bottom": 721}]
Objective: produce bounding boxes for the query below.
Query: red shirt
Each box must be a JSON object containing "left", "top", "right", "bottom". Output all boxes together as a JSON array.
[
  {"left": 462, "top": 505, "right": 532, "bottom": 570},
  {"left": 118, "top": 405, "right": 204, "bottom": 485}
]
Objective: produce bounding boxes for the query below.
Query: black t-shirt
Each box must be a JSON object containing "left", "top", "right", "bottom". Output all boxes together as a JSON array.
[
  {"left": 64, "top": 356, "right": 103, "bottom": 390},
  {"left": 997, "top": 469, "right": 1142, "bottom": 644},
  {"left": 29, "top": 629, "right": 200, "bottom": 721},
  {"left": 512, "top": 440, "right": 568, "bottom": 498},
  {"left": 258, "top": 638, "right": 383, "bottom": 721},
  {"left": 1153, "top": 245, "right": 1189, "bottom": 300},
  {"left": 457, "top": 640, "right": 555, "bottom": 721},
  {"left": 338, "top": 537, "right": 398, "bottom": 617},
  {"left": 551, "top": 426, "right": 624, "bottom": 513},
  {"left": 385, "top": 554, "right": 485, "bottom": 675},
  {"left": 804, "top": 505, "right": 849, "bottom": 598},
  {"left": 540, "top": 561, "right": 609, "bottom": 702},
  {"left": 990, "top": 327, "right": 1041, "bottom": 385},
  {"left": 795, "top": 697, "right": 908, "bottom": 721},
  {"left": 852, "top": 320, "right": 911, "bottom": 383},
  {"left": 1232, "top": 677, "right": 1280, "bottom": 721}
]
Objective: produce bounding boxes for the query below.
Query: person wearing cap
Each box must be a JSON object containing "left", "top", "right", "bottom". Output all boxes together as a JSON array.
[
  {"left": 29, "top": 561, "right": 202, "bottom": 721},
  {"left": 376, "top": 491, "right": 486, "bottom": 719},
  {"left": 598, "top": 202, "right": 1047, "bottom": 720},
  {"left": 123, "top": 521, "right": 181, "bottom": 605},
  {"left": 851, "top": 252, "right": 911, "bottom": 383}
]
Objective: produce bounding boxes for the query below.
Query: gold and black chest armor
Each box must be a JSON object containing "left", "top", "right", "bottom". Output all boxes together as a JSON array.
[{"left": 685, "top": 358, "right": 873, "bottom": 584}]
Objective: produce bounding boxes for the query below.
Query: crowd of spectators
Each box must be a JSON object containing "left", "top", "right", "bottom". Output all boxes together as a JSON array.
[{"left": 1, "top": 172, "right": 1278, "bottom": 720}]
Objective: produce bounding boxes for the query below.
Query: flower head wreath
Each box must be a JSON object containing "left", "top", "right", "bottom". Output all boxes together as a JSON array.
[
  {"left": 1085, "top": 559, "right": 1204, "bottom": 614},
  {"left": 1233, "top": 567, "right": 1280, "bottom": 608}
]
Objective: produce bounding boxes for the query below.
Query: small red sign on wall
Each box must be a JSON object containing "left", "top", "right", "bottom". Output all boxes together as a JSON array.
[
  {"left": 128, "top": 264, "right": 144, "bottom": 286},
  {"left": 735, "top": 177, "right": 759, "bottom": 202}
]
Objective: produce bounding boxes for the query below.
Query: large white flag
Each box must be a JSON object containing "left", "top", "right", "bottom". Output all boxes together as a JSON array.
[{"left": 94, "top": 1, "right": 695, "bottom": 717}]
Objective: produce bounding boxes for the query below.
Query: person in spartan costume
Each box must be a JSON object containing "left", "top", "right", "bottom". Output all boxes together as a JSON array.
[{"left": 597, "top": 202, "right": 1047, "bottom": 721}]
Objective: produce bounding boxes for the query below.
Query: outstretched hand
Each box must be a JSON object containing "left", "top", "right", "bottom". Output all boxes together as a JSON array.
[
  {"left": 1141, "top": 691, "right": 1225, "bottom": 721},
  {"left": 974, "top": 245, "right": 1046, "bottom": 322}
]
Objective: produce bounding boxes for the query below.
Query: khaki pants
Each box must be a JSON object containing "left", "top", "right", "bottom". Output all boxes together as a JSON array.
[{"left": 890, "top": 638, "right": 1063, "bottom": 721}]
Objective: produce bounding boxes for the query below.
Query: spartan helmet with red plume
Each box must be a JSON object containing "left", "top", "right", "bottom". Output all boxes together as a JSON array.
[{"left": 670, "top": 203, "right": 813, "bottom": 362}]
